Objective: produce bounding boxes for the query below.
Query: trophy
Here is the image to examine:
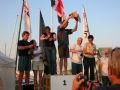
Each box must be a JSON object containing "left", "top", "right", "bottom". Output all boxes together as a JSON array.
[{"left": 69, "top": 11, "right": 81, "bottom": 22}]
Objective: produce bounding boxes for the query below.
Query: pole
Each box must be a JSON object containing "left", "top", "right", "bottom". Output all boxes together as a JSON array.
[
  {"left": 15, "top": 0, "right": 24, "bottom": 70},
  {"left": 51, "top": 7, "right": 53, "bottom": 31},
  {"left": 5, "top": 43, "right": 6, "bottom": 56}
]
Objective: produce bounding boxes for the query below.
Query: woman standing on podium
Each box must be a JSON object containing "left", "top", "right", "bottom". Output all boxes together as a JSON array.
[
  {"left": 40, "top": 26, "right": 57, "bottom": 75},
  {"left": 30, "top": 40, "right": 44, "bottom": 90}
]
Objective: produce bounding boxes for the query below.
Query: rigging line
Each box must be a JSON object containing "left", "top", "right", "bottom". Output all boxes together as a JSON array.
[{"left": 9, "top": 15, "right": 19, "bottom": 57}]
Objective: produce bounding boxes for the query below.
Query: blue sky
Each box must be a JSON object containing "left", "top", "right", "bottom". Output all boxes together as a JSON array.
[{"left": 0, "top": 0, "right": 120, "bottom": 59}]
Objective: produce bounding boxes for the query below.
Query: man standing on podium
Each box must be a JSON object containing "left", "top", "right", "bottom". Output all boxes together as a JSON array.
[
  {"left": 57, "top": 14, "right": 78, "bottom": 75},
  {"left": 17, "top": 31, "right": 33, "bottom": 90}
]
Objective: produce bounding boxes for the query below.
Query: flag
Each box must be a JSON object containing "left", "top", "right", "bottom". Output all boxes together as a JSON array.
[
  {"left": 39, "top": 11, "right": 46, "bottom": 59},
  {"left": 23, "top": 0, "right": 31, "bottom": 33},
  {"left": 82, "top": 6, "right": 90, "bottom": 44},
  {"left": 51, "top": 0, "right": 65, "bottom": 23},
  {"left": 39, "top": 11, "right": 45, "bottom": 47}
]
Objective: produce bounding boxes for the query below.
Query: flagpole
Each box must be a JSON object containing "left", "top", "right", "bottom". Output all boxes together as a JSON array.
[
  {"left": 5, "top": 43, "right": 6, "bottom": 56},
  {"left": 39, "top": 10, "right": 41, "bottom": 46},
  {"left": 15, "top": 0, "right": 24, "bottom": 70},
  {"left": 51, "top": 7, "right": 53, "bottom": 31}
]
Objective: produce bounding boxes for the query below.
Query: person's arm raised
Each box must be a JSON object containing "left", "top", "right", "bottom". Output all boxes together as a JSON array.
[{"left": 59, "top": 16, "right": 72, "bottom": 29}]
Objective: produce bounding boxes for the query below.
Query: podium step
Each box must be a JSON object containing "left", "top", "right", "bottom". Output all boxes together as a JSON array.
[{"left": 43, "top": 75, "right": 75, "bottom": 90}]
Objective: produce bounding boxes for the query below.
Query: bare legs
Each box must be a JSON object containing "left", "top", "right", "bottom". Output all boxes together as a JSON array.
[
  {"left": 33, "top": 70, "right": 43, "bottom": 90},
  {"left": 59, "top": 58, "right": 67, "bottom": 75},
  {"left": 18, "top": 71, "right": 30, "bottom": 90},
  {"left": 64, "top": 58, "right": 67, "bottom": 74},
  {"left": 39, "top": 70, "right": 43, "bottom": 90},
  {"left": 33, "top": 70, "right": 37, "bottom": 90},
  {"left": 59, "top": 58, "right": 63, "bottom": 74},
  {"left": 25, "top": 71, "right": 30, "bottom": 84},
  {"left": 18, "top": 72, "right": 24, "bottom": 90}
]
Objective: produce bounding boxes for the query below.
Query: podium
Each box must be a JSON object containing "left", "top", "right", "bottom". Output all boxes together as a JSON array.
[{"left": 43, "top": 75, "right": 75, "bottom": 90}]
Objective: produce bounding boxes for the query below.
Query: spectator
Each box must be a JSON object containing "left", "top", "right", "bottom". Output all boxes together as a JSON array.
[
  {"left": 95, "top": 47, "right": 120, "bottom": 90},
  {"left": 69, "top": 37, "right": 83, "bottom": 75},
  {"left": 72, "top": 47, "right": 120, "bottom": 90},
  {"left": 95, "top": 50, "right": 101, "bottom": 81},
  {"left": 99, "top": 48, "right": 111, "bottom": 86},
  {"left": 83, "top": 35, "right": 96, "bottom": 81}
]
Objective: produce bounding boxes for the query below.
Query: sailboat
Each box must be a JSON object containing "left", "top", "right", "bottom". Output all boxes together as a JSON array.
[{"left": 0, "top": 51, "right": 15, "bottom": 90}]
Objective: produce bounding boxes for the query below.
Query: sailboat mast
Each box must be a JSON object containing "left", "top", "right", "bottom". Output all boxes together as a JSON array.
[
  {"left": 15, "top": 0, "right": 24, "bottom": 70},
  {"left": 51, "top": 7, "right": 53, "bottom": 32},
  {"left": 5, "top": 43, "right": 6, "bottom": 56}
]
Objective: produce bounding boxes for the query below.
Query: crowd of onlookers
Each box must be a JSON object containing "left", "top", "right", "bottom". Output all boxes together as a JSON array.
[{"left": 72, "top": 47, "right": 120, "bottom": 90}]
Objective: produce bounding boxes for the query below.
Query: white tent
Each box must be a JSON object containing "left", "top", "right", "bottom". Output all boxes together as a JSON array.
[{"left": 0, "top": 51, "right": 15, "bottom": 90}]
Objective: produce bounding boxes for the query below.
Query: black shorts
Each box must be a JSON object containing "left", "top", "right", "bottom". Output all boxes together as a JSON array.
[
  {"left": 58, "top": 45, "right": 69, "bottom": 58},
  {"left": 18, "top": 56, "right": 31, "bottom": 72}
]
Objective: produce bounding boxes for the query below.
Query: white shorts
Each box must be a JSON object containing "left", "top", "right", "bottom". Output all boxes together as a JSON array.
[{"left": 32, "top": 61, "right": 44, "bottom": 70}]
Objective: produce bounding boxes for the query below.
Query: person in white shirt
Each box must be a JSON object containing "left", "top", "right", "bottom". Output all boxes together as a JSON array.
[
  {"left": 99, "top": 48, "right": 111, "bottom": 86},
  {"left": 95, "top": 50, "right": 101, "bottom": 81},
  {"left": 69, "top": 37, "right": 83, "bottom": 75},
  {"left": 30, "top": 40, "right": 44, "bottom": 90}
]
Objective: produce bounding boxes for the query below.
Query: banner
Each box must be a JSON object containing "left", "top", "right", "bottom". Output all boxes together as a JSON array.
[
  {"left": 39, "top": 11, "right": 45, "bottom": 47},
  {"left": 51, "top": 0, "right": 65, "bottom": 23},
  {"left": 82, "top": 6, "right": 90, "bottom": 43},
  {"left": 23, "top": 0, "right": 31, "bottom": 33}
]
